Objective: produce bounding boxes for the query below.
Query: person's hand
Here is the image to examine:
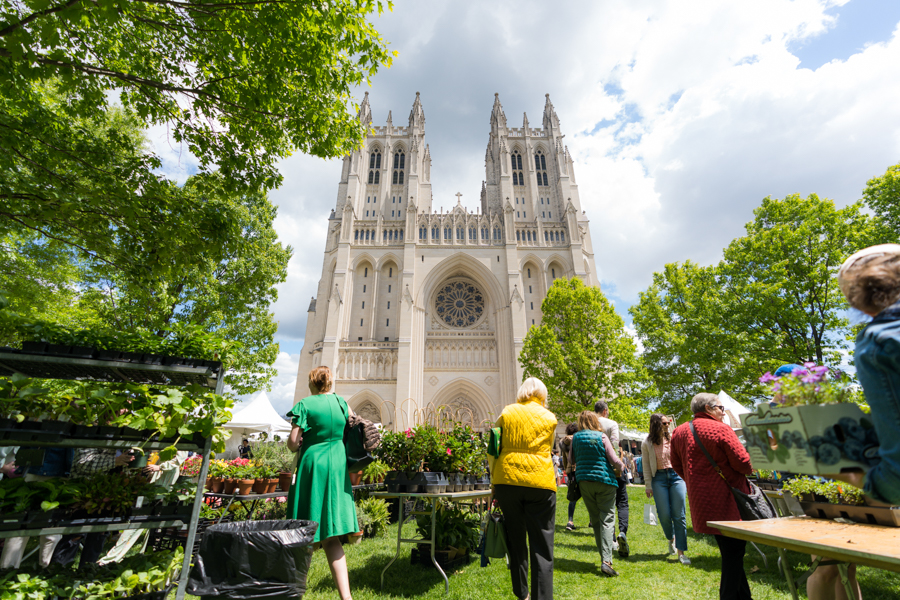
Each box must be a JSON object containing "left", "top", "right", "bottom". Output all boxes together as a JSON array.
[
  {"left": 115, "top": 453, "right": 135, "bottom": 467},
  {"left": 0, "top": 463, "right": 16, "bottom": 477},
  {"left": 142, "top": 464, "right": 162, "bottom": 475},
  {"left": 645, "top": 488, "right": 653, "bottom": 499}
]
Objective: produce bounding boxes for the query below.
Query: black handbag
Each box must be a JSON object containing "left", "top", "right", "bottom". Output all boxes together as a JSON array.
[
  {"left": 336, "top": 394, "right": 374, "bottom": 473},
  {"left": 566, "top": 470, "right": 581, "bottom": 502},
  {"left": 689, "top": 422, "right": 776, "bottom": 521}
]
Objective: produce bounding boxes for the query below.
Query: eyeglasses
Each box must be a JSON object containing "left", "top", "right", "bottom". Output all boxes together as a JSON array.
[
  {"left": 660, "top": 420, "right": 670, "bottom": 425},
  {"left": 712, "top": 405, "right": 725, "bottom": 411}
]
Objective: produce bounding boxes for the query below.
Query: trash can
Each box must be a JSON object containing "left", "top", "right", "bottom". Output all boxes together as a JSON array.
[{"left": 186, "top": 520, "right": 318, "bottom": 599}]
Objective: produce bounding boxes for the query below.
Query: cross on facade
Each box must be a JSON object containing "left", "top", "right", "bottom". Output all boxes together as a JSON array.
[{"left": 455, "top": 192, "right": 463, "bottom": 205}]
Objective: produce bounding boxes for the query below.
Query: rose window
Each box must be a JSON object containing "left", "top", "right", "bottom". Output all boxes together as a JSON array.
[{"left": 434, "top": 280, "right": 485, "bottom": 328}]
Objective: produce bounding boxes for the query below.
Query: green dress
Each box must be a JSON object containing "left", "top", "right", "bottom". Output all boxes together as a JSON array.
[{"left": 286, "top": 393, "right": 358, "bottom": 542}]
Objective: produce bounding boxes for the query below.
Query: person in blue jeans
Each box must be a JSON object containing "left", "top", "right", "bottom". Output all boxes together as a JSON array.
[{"left": 640, "top": 413, "right": 689, "bottom": 564}]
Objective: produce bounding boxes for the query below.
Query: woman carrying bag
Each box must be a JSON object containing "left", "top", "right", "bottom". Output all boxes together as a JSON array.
[
  {"left": 489, "top": 377, "right": 558, "bottom": 600},
  {"left": 286, "top": 366, "right": 358, "bottom": 600}
]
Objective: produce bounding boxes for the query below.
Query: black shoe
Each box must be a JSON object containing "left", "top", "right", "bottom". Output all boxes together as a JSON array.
[
  {"left": 600, "top": 562, "right": 619, "bottom": 577},
  {"left": 565, "top": 522, "right": 575, "bottom": 531},
  {"left": 617, "top": 532, "right": 630, "bottom": 558}
]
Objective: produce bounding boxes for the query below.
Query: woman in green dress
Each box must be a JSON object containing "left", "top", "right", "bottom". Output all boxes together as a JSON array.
[{"left": 286, "top": 365, "right": 357, "bottom": 600}]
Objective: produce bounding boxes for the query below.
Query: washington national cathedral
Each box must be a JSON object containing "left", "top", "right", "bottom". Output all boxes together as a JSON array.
[{"left": 294, "top": 92, "right": 600, "bottom": 430}]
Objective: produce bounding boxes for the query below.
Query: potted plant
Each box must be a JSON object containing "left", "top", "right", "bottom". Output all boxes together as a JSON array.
[
  {"left": 356, "top": 497, "right": 390, "bottom": 537},
  {"left": 744, "top": 365, "right": 878, "bottom": 475},
  {"left": 252, "top": 464, "right": 269, "bottom": 494},
  {"left": 413, "top": 500, "right": 481, "bottom": 568},
  {"left": 362, "top": 460, "right": 390, "bottom": 485},
  {"left": 235, "top": 463, "right": 255, "bottom": 496}
]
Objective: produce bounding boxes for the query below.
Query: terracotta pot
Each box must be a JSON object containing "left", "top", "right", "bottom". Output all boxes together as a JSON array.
[
  {"left": 210, "top": 477, "right": 225, "bottom": 494},
  {"left": 349, "top": 471, "right": 363, "bottom": 486},
  {"left": 346, "top": 531, "right": 364, "bottom": 545},
  {"left": 223, "top": 478, "right": 238, "bottom": 494},
  {"left": 252, "top": 478, "right": 268, "bottom": 494},
  {"left": 205, "top": 477, "right": 214, "bottom": 491},
  {"left": 265, "top": 478, "right": 278, "bottom": 494},
  {"left": 278, "top": 472, "right": 293, "bottom": 491},
  {"left": 237, "top": 479, "right": 254, "bottom": 496}
]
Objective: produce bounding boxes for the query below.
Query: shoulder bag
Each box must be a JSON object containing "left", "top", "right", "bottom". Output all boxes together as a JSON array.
[
  {"left": 479, "top": 494, "right": 507, "bottom": 564},
  {"left": 566, "top": 469, "right": 581, "bottom": 502},
  {"left": 689, "top": 422, "right": 776, "bottom": 521},
  {"left": 487, "top": 427, "right": 501, "bottom": 458},
  {"left": 338, "top": 395, "right": 377, "bottom": 473}
]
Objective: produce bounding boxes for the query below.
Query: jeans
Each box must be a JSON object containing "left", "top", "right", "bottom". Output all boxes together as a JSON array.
[
  {"left": 714, "top": 535, "right": 752, "bottom": 599},
  {"left": 494, "top": 484, "right": 555, "bottom": 600},
  {"left": 651, "top": 468, "right": 688, "bottom": 551},
  {"left": 579, "top": 480, "right": 617, "bottom": 564},
  {"left": 567, "top": 499, "right": 578, "bottom": 522},
  {"left": 615, "top": 476, "right": 629, "bottom": 535}
]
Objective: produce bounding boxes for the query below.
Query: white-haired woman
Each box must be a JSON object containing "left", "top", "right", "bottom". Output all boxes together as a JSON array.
[{"left": 490, "top": 377, "right": 558, "bottom": 600}]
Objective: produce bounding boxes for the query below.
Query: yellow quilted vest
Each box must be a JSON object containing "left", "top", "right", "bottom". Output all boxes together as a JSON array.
[{"left": 490, "top": 398, "right": 558, "bottom": 491}]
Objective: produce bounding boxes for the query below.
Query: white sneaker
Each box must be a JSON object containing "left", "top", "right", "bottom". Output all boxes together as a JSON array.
[
  {"left": 679, "top": 554, "right": 691, "bottom": 565},
  {"left": 613, "top": 541, "right": 619, "bottom": 551},
  {"left": 668, "top": 539, "right": 676, "bottom": 555}
]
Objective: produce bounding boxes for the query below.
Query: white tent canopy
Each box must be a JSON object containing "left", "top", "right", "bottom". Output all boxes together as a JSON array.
[
  {"left": 221, "top": 392, "right": 293, "bottom": 458},
  {"left": 718, "top": 390, "right": 751, "bottom": 430}
]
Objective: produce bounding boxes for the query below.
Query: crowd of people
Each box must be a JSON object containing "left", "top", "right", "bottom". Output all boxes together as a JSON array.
[{"left": 2, "top": 243, "right": 899, "bottom": 600}]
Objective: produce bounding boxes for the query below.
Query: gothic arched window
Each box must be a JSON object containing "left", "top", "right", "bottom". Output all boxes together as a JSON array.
[
  {"left": 535, "top": 150, "right": 547, "bottom": 186},
  {"left": 512, "top": 150, "right": 524, "bottom": 187},
  {"left": 393, "top": 151, "right": 405, "bottom": 187},
  {"left": 373, "top": 171, "right": 380, "bottom": 184},
  {"left": 368, "top": 150, "right": 381, "bottom": 185}
]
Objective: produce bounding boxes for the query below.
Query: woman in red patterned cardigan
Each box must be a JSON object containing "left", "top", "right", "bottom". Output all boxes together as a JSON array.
[{"left": 671, "top": 393, "right": 754, "bottom": 600}]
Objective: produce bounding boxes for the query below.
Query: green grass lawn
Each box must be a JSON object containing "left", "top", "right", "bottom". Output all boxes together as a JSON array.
[{"left": 286, "top": 486, "right": 897, "bottom": 600}]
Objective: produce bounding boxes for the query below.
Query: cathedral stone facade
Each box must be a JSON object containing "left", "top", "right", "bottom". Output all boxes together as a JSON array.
[{"left": 294, "top": 92, "right": 600, "bottom": 429}]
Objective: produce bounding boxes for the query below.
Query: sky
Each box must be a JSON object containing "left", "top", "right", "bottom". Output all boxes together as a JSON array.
[{"left": 151, "top": 0, "right": 900, "bottom": 415}]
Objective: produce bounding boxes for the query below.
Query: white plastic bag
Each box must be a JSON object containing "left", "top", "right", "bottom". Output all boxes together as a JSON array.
[{"left": 643, "top": 503, "right": 658, "bottom": 526}]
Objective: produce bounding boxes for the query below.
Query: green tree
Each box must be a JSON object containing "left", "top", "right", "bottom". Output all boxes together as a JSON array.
[
  {"left": 720, "top": 194, "right": 877, "bottom": 368},
  {"left": 1, "top": 1, "right": 393, "bottom": 284},
  {"left": 630, "top": 261, "right": 763, "bottom": 417},
  {"left": 519, "top": 277, "right": 649, "bottom": 428},
  {"left": 862, "top": 162, "right": 900, "bottom": 241}
]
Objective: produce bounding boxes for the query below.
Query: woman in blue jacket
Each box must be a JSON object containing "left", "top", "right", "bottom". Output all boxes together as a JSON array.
[
  {"left": 569, "top": 410, "right": 625, "bottom": 576},
  {"left": 837, "top": 243, "right": 900, "bottom": 505}
]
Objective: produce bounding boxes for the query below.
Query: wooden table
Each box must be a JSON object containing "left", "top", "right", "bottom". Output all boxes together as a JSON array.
[
  {"left": 709, "top": 517, "right": 900, "bottom": 600},
  {"left": 372, "top": 490, "right": 491, "bottom": 595}
]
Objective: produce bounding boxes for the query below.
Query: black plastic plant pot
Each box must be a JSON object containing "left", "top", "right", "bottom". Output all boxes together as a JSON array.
[
  {"left": 0, "top": 417, "right": 17, "bottom": 430},
  {"left": 130, "top": 453, "right": 148, "bottom": 468},
  {"left": 40, "top": 420, "right": 73, "bottom": 435},
  {"left": 96, "top": 349, "right": 122, "bottom": 361},
  {"left": 69, "top": 346, "right": 95, "bottom": 358},
  {"left": 121, "top": 351, "right": 143, "bottom": 362},
  {"left": 72, "top": 424, "right": 98, "bottom": 437},
  {"left": 385, "top": 471, "right": 407, "bottom": 493},
  {"left": 141, "top": 354, "right": 164, "bottom": 365},
  {"left": 162, "top": 355, "right": 189, "bottom": 366},
  {"left": 0, "top": 346, "right": 17, "bottom": 354},
  {"left": 47, "top": 343, "right": 70, "bottom": 355},
  {"left": 95, "top": 425, "right": 121, "bottom": 439},
  {"left": 0, "top": 512, "right": 27, "bottom": 531},
  {"left": 21, "top": 341, "right": 48, "bottom": 354}
]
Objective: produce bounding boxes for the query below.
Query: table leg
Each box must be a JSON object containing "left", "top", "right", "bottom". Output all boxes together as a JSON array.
[
  {"left": 428, "top": 500, "right": 449, "bottom": 595},
  {"left": 777, "top": 548, "right": 800, "bottom": 600},
  {"left": 217, "top": 495, "right": 236, "bottom": 525},
  {"left": 381, "top": 496, "right": 405, "bottom": 591},
  {"left": 836, "top": 563, "right": 856, "bottom": 600}
]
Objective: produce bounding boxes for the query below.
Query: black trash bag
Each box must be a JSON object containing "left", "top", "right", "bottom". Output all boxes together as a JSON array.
[{"left": 186, "top": 519, "right": 318, "bottom": 599}]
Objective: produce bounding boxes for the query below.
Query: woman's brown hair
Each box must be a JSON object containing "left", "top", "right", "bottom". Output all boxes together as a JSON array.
[
  {"left": 308, "top": 366, "right": 333, "bottom": 393},
  {"left": 648, "top": 413, "right": 670, "bottom": 446},
  {"left": 577, "top": 410, "right": 601, "bottom": 432}
]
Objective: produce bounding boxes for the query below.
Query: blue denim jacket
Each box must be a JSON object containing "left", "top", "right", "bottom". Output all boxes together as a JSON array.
[
  {"left": 26, "top": 447, "right": 74, "bottom": 478},
  {"left": 855, "top": 301, "right": 900, "bottom": 504}
]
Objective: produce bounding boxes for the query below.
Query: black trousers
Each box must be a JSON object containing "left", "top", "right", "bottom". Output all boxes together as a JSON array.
[
  {"left": 714, "top": 535, "right": 752, "bottom": 600},
  {"left": 493, "top": 484, "right": 555, "bottom": 600},
  {"left": 615, "top": 476, "right": 629, "bottom": 535}
]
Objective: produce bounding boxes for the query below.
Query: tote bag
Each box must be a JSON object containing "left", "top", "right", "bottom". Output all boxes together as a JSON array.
[{"left": 643, "top": 503, "right": 658, "bottom": 526}]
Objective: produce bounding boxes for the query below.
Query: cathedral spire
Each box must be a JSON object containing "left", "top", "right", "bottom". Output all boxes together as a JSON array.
[
  {"left": 523, "top": 112, "right": 529, "bottom": 130},
  {"left": 409, "top": 91, "right": 425, "bottom": 131},
  {"left": 490, "top": 93, "right": 507, "bottom": 131},
  {"left": 358, "top": 91, "right": 372, "bottom": 126},
  {"left": 542, "top": 93, "right": 559, "bottom": 131}
]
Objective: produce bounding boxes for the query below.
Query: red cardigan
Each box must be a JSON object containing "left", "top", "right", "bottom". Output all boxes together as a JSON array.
[{"left": 671, "top": 413, "right": 753, "bottom": 535}]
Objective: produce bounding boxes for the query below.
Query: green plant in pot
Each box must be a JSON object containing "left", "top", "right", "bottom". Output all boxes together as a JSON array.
[
  {"left": 415, "top": 500, "right": 481, "bottom": 556},
  {"left": 362, "top": 460, "right": 390, "bottom": 484},
  {"left": 356, "top": 497, "right": 390, "bottom": 537}
]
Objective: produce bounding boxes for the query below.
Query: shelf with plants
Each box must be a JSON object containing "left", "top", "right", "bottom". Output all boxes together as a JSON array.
[
  {"left": 0, "top": 313, "right": 234, "bottom": 600},
  {"left": 782, "top": 476, "right": 900, "bottom": 527},
  {"left": 376, "top": 423, "right": 490, "bottom": 494}
]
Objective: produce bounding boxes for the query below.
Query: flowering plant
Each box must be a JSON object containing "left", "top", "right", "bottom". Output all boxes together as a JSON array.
[
  {"left": 180, "top": 456, "right": 203, "bottom": 477},
  {"left": 759, "top": 363, "right": 854, "bottom": 407}
]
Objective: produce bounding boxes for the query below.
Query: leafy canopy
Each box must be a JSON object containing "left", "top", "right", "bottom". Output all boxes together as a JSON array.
[
  {"left": 862, "top": 161, "right": 900, "bottom": 241},
  {"left": 519, "top": 277, "right": 649, "bottom": 428}
]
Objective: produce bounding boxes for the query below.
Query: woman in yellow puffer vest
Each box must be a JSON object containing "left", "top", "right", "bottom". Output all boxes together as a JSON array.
[{"left": 490, "top": 377, "right": 557, "bottom": 600}]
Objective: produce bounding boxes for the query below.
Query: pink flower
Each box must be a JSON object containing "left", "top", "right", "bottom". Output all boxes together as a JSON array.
[
  {"left": 405, "top": 428, "right": 414, "bottom": 438},
  {"left": 759, "top": 372, "right": 776, "bottom": 383},
  {"left": 446, "top": 448, "right": 452, "bottom": 455},
  {"left": 803, "top": 362, "right": 816, "bottom": 369}
]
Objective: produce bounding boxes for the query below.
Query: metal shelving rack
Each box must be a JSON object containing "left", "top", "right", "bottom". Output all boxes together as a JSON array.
[{"left": 0, "top": 350, "right": 223, "bottom": 600}]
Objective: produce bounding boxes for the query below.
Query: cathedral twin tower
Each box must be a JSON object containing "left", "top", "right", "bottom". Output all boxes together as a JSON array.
[{"left": 295, "top": 92, "right": 599, "bottom": 429}]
